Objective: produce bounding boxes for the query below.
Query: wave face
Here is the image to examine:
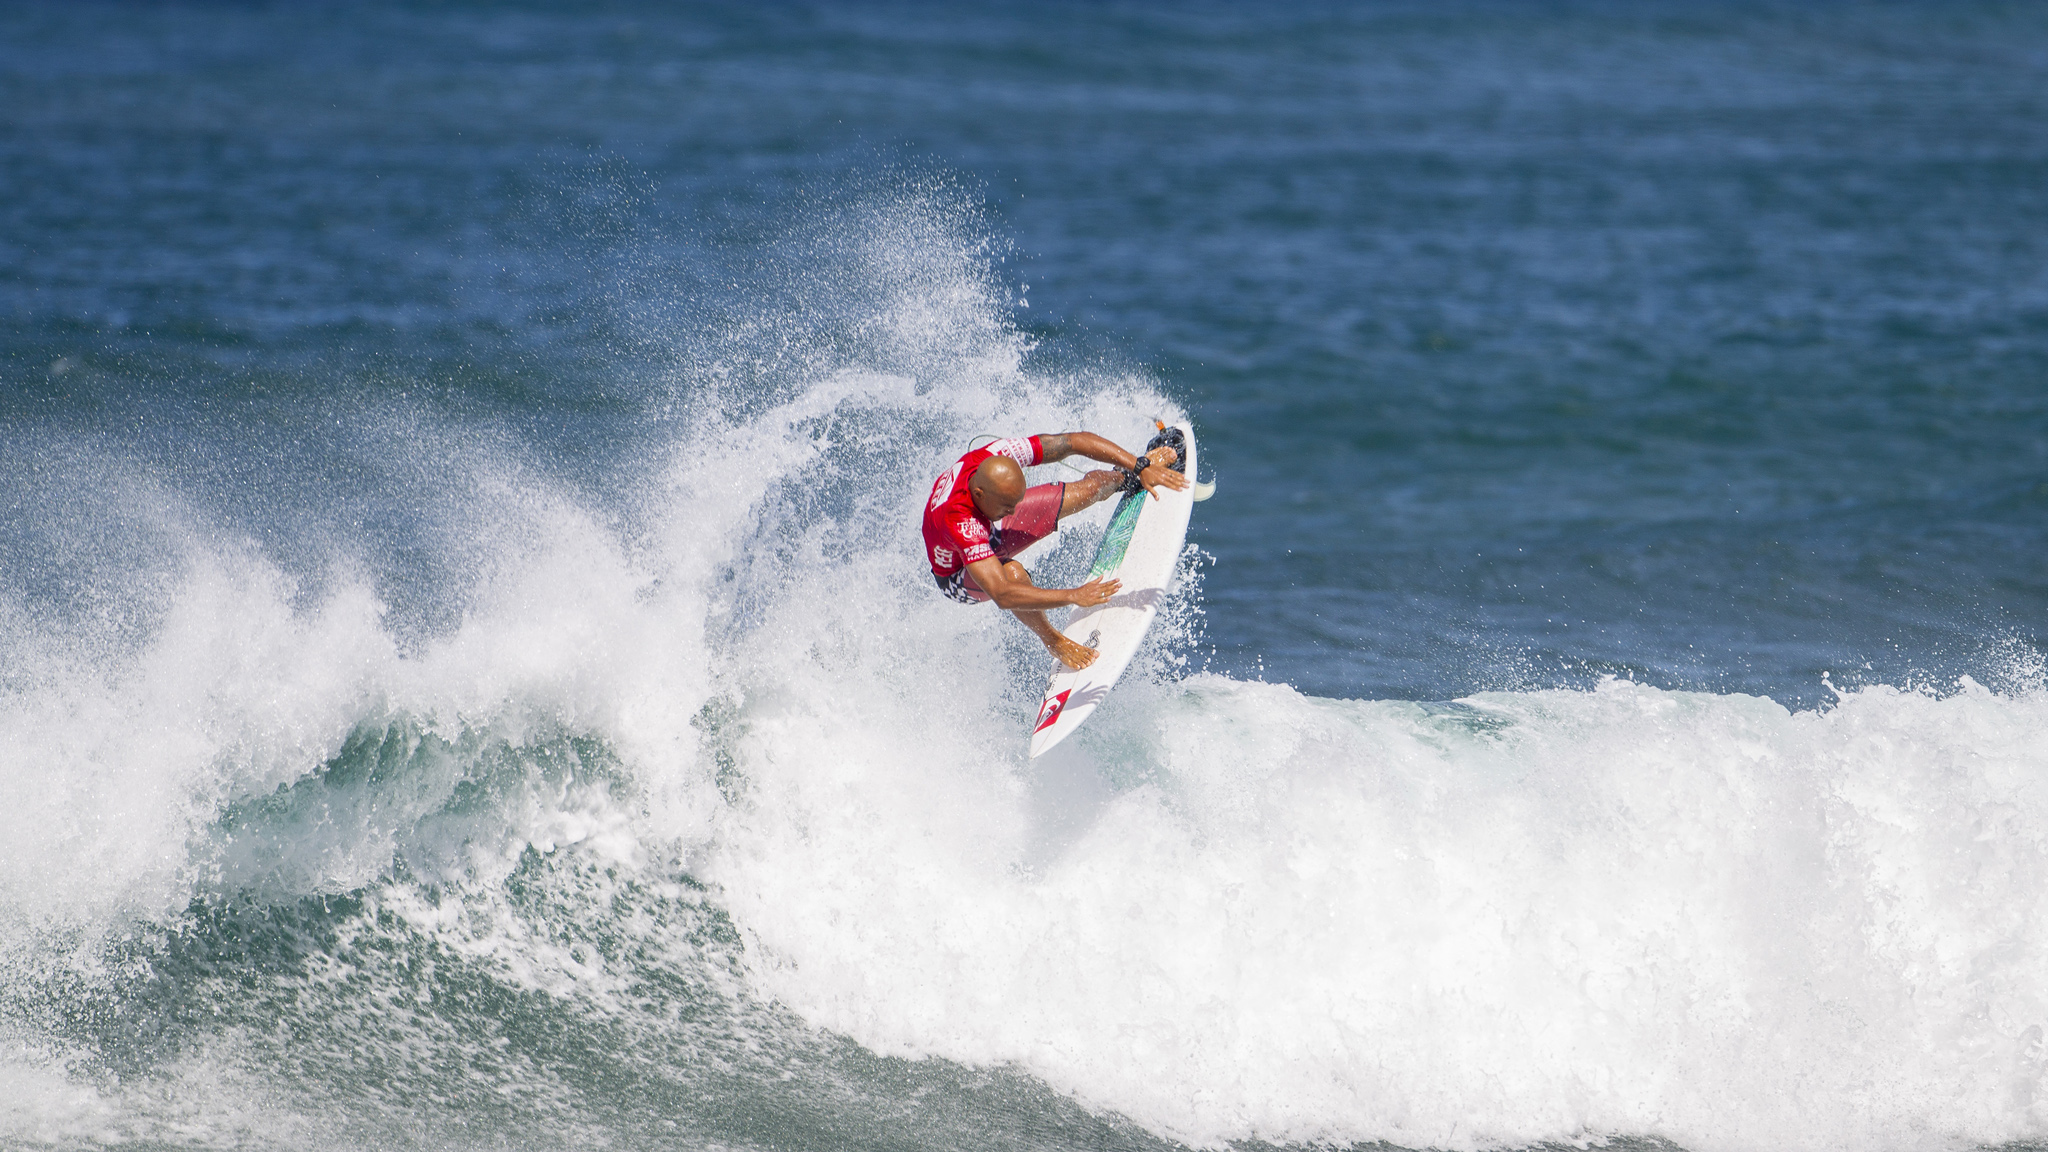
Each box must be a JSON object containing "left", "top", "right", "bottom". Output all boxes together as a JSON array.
[{"left": 3, "top": 182, "right": 2047, "bottom": 1152}]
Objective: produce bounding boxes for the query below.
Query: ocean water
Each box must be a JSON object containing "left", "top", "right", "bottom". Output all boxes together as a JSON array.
[{"left": 3, "top": 3, "right": 2047, "bottom": 1150}]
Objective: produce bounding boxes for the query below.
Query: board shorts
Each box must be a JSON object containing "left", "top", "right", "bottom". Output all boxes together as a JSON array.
[{"left": 934, "top": 482, "right": 1064, "bottom": 604}]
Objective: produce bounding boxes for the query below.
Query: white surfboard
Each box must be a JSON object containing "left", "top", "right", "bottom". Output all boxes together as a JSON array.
[{"left": 1029, "top": 422, "right": 1201, "bottom": 757}]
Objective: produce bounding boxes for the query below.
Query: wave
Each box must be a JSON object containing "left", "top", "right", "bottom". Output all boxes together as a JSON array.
[{"left": 3, "top": 185, "right": 2047, "bottom": 1152}]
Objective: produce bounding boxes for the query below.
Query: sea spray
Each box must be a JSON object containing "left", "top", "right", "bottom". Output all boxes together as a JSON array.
[{"left": 0, "top": 184, "right": 1194, "bottom": 1150}]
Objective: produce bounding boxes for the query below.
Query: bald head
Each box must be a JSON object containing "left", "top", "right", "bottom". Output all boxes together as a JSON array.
[{"left": 969, "top": 455, "right": 1027, "bottom": 520}]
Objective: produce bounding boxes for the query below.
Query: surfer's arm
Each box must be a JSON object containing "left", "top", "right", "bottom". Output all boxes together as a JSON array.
[
  {"left": 1037, "top": 432, "right": 1190, "bottom": 496},
  {"left": 965, "top": 557, "right": 1119, "bottom": 610}
]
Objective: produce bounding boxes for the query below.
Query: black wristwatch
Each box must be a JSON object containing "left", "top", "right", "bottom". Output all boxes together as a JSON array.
[{"left": 1118, "top": 453, "right": 1153, "bottom": 492}]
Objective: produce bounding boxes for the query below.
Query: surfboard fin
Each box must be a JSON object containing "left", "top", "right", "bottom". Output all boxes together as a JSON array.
[{"left": 1192, "top": 478, "right": 1216, "bottom": 501}]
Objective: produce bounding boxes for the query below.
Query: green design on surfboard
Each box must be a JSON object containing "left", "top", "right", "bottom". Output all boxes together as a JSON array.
[{"left": 1085, "top": 491, "right": 1145, "bottom": 580}]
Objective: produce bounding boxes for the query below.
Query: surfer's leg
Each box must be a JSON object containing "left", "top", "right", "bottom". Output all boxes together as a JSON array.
[
  {"left": 993, "top": 484, "right": 1063, "bottom": 559},
  {"left": 1058, "top": 471, "right": 1122, "bottom": 517},
  {"left": 1057, "top": 446, "right": 1177, "bottom": 519},
  {"left": 1000, "top": 561, "right": 1099, "bottom": 671}
]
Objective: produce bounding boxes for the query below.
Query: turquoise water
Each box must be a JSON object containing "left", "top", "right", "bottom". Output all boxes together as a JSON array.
[{"left": 4, "top": 3, "right": 2048, "bottom": 1150}]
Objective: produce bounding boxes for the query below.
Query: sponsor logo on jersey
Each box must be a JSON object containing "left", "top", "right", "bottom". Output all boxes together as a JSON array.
[
  {"left": 963, "top": 543, "right": 993, "bottom": 563},
  {"left": 955, "top": 517, "right": 989, "bottom": 543},
  {"left": 1034, "top": 689, "right": 1072, "bottom": 733},
  {"left": 990, "top": 437, "right": 1035, "bottom": 464},
  {"left": 932, "top": 544, "right": 955, "bottom": 569},
  {"left": 929, "top": 462, "right": 962, "bottom": 511}
]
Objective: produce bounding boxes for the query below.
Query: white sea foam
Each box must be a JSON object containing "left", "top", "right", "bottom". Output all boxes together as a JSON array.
[
  {"left": 709, "top": 669, "right": 2048, "bottom": 1152},
  {"left": 3, "top": 189, "right": 2046, "bottom": 1152}
]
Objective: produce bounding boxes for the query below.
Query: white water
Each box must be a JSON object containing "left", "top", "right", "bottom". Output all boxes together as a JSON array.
[
  {"left": 714, "top": 671, "right": 2048, "bottom": 1151},
  {"left": 4, "top": 195, "right": 2048, "bottom": 1152}
]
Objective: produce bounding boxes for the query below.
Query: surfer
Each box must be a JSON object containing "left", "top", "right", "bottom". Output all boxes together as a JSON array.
[{"left": 924, "top": 433, "right": 1189, "bottom": 670}]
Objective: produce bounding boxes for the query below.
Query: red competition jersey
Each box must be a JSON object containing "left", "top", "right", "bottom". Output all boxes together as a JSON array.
[{"left": 921, "top": 436, "right": 1044, "bottom": 578}]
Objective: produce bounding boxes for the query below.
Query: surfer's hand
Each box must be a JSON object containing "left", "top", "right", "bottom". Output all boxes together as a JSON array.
[
  {"left": 1137, "top": 447, "right": 1190, "bottom": 498},
  {"left": 1070, "top": 577, "right": 1119, "bottom": 607}
]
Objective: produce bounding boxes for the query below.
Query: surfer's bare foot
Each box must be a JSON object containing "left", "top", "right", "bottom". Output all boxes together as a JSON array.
[{"left": 1049, "top": 634, "right": 1099, "bottom": 670}]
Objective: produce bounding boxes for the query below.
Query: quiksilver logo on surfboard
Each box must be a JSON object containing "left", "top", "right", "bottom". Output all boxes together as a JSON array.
[{"left": 1034, "top": 689, "right": 1071, "bottom": 733}]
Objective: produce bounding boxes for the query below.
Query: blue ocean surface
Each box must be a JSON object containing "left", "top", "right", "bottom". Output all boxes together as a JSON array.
[{"left": 3, "top": 3, "right": 2046, "bottom": 1150}]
